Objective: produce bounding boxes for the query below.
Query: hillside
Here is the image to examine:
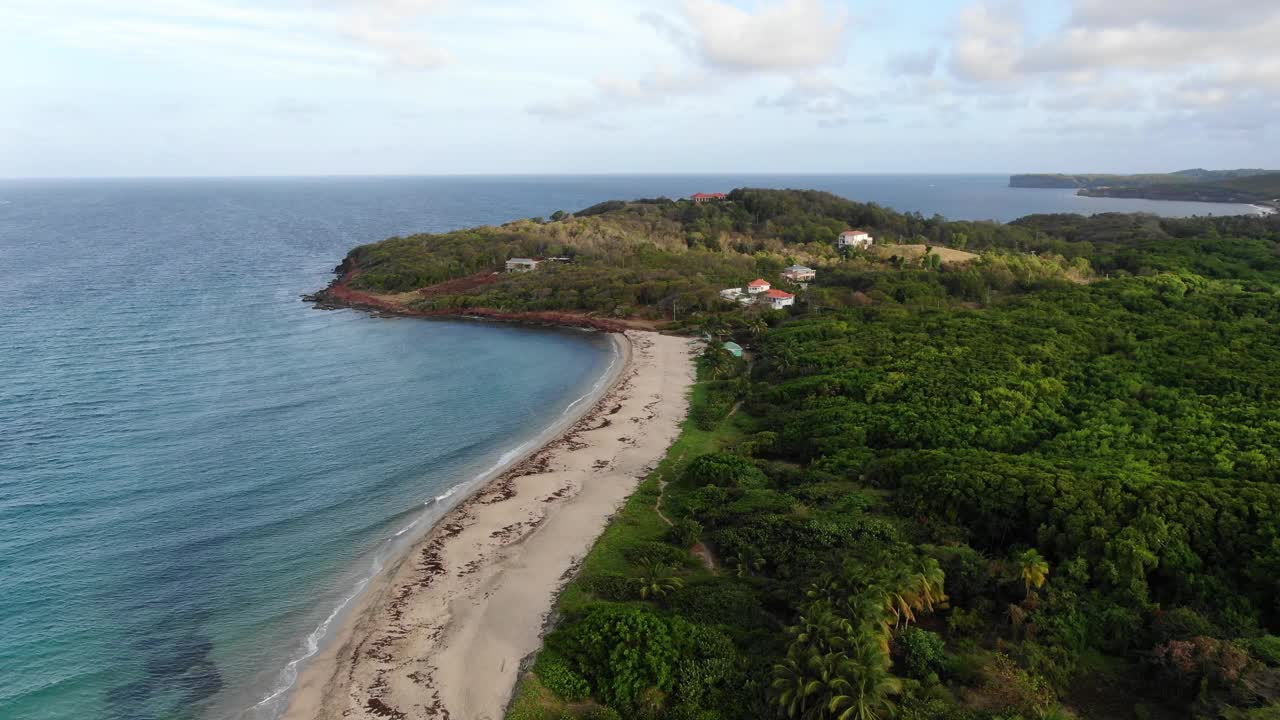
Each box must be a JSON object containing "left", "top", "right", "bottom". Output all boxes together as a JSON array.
[{"left": 1218, "top": 171, "right": 1280, "bottom": 198}]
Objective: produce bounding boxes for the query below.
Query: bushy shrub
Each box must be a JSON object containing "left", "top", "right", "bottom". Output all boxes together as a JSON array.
[
  {"left": 691, "top": 389, "right": 735, "bottom": 431},
  {"left": 669, "top": 518, "right": 703, "bottom": 548},
  {"left": 735, "top": 431, "right": 778, "bottom": 457},
  {"left": 923, "top": 544, "right": 991, "bottom": 608},
  {"left": 683, "top": 453, "right": 767, "bottom": 489},
  {"left": 583, "top": 574, "right": 636, "bottom": 601},
  {"left": 551, "top": 606, "right": 681, "bottom": 711},
  {"left": 1149, "top": 636, "right": 1251, "bottom": 696},
  {"left": 671, "top": 625, "right": 737, "bottom": 709},
  {"left": 533, "top": 651, "right": 590, "bottom": 701},
  {"left": 623, "top": 541, "right": 690, "bottom": 567},
  {"left": 946, "top": 605, "right": 988, "bottom": 639},
  {"left": 668, "top": 578, "right": 768, "bottom": 628},
  {"left": 1245, "top": 635, "right": 1280, "bottom": 667},
  {"left": 1150, "top": 606, "right": 1220, "bottom": 645},
  {"left": 895, "top": 627, "right": 947, "bottom": 680},
  {"left": 583, "top": 707, "right": 622, "bottom": 720}
]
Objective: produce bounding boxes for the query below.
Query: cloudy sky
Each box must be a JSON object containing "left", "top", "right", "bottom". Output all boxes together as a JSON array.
[{"left": 3, "top": 0, "right": 1278, "bottom": 176}]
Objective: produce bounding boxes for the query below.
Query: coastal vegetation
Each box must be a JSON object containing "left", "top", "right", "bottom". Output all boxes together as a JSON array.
[{"left": 318, "top": 189, "right": 1280, "bottom": 719}]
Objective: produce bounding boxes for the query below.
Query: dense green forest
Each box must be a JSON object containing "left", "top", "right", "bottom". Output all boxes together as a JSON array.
[{"left": 492, "top": 193, "right": 1280, "bottom": 720}]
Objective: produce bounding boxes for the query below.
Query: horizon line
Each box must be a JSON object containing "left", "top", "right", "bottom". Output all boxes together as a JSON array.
[{"left": 0, "top": 171, "right": 1076, "bottom": 182}]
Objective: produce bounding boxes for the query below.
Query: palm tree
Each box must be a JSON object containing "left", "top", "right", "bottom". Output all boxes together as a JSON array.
[
  {"left": 774, "top": 342, "right": 799, "bottom": 374},
  {"left": 1016, "top": 548, "right": 1050, "bottom": 598},
  {"left": 701, "top": 315, "right": 726, "bottom": 340},
  {"left": 770, "top": 645, "right": 821, "bottom": 719},
  {"left": 634, "top": 560, "right": 684, "bottom": 600},
  {"left": 906, "top": 558, "right": 948, "bottom": 614},
  {"left": 788, "top": 602, "right": 854, "bottom": 655},
  {"left": 748, "top": 316, "right": 768, "bottom": 338},
  {"left": 826, "top": 634, "right": 902, "bottom": 720}
]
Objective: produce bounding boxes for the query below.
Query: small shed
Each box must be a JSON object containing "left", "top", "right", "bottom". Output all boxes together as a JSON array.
[
  {"left": 722, "top": 341, "right": 744, "bottom": 358},
  {"left": 505, "top": 257, "right": 542, "bottom": 272}
]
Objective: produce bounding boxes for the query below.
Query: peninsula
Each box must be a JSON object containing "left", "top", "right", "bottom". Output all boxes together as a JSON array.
[{"left": 1011, "top": 168, "right": 1280, "bottom": 210}]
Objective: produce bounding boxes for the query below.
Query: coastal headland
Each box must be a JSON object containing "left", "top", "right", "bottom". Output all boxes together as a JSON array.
[
  {"left": 1009, "top": 169, "right": 1280, "bottom": 210},
  {"left": 305, "top": 257, "right": 661, "bottom": 333},
  {"left": 283, "top": 329, "right": 697, "bottom": 720}
]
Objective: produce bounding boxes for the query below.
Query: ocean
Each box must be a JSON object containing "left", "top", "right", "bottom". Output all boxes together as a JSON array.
[{"left": 0, "top": 175, "right": 1265, "bottom": 720}]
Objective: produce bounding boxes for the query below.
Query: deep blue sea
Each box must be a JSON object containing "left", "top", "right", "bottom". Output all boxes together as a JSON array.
[{"left": 0, "top": 175, "right": 1265, "bottom": 720}]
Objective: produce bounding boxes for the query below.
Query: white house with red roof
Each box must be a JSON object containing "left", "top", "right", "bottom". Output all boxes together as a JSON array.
[
  {"left": 838, "top": 229, "right": 874, "bottom": 249},
  {"left": 763, "top": 288, "right": 795, "bottom": 309},
  {"left": 691, "top": 192, "right": 727, "bottom": 203},
  {"left": 746, "top": 278, "right": 771, "bottom": 294}
]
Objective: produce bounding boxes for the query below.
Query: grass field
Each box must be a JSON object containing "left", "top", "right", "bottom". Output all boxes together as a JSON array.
[{"left": 871, "top": 243, "right": 979, "bottom": 264}]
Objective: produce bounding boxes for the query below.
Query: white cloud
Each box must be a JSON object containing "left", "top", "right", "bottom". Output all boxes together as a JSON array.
[
  {"left": 1067, "top": 0, "right": 1277, "bottom": 30},
  {"left": 529, "top": 0, "right": 852, "bottom": 124},
  {"left": 941, "top": 0, "right": 1280, "bottom": 138},
  {"left": 1039, "top": 85, "right": 1145, "bottom": 112},
  {"left": 680, "top": 0, "right": 849, "bottom": 72},
  {"left": 335, "top": 0, "right": 451, "bottom": 69},
  {"left": 528, "top": 66, "right": 713, "bottom": 118},
  {"left": 949, "top": 1, "right": 1025, "bottom": 83},
  {"left": 757, "top": 77, "right": 868, "bottom": 120}
]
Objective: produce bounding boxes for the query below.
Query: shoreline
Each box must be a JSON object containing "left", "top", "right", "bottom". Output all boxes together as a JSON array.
[
  {"left": 304, "top": 266, "right": 652, "bottom": 334},
  {"left": 243, "top": 329, "right": 627, "bottom": 720},
  {"left": 280, "top": 330, "right": 696, "bottom": 720}
]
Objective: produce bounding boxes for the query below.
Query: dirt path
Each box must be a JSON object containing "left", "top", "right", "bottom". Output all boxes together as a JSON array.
[{"left": 652, "top": 451, "right": 716, "bottom": 571}]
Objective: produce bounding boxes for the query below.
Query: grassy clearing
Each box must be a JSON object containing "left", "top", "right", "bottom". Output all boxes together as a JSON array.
[{"left": 871, "top": 243, "right": 979, "bottom": 264}]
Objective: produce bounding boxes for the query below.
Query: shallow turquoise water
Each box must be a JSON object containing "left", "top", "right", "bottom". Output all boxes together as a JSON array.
[
  {"left": 0, "top": 179, "right": 621, "bottom": 720},
  {"left": 0, "top": 175, "right": 1261, "bottom": 720}
]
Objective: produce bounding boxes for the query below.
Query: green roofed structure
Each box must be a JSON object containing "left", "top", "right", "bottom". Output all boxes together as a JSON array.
[{"left": 722, "top": 341, "right": 744, "bottom": 358}]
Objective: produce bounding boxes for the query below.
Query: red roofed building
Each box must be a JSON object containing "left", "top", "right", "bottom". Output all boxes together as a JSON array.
[
  {"left": 746, "top": 278, "right": 771, "bottom": 294},
  {"left": 691, "top": 192, "right": 727, "bottom": 203},
  {"left": 762, "top": 288, "right": 795, "bottom": 309}
]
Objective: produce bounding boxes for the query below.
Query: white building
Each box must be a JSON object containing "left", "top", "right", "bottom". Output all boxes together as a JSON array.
[
  {"left": 838, "top": 230, "right": 874, "bottom": 249},
  {"left": 747, "top": 278, "right": 771, "bottom": 294},
  {"left": 781, "top": 265, "right": 816, "bottom": 282},
  {"left": 505, "top": 257, "right": 542, "bottom": 272},
  {"left": 762, "top": 289, "right": 795, "bottom": 309},
  {"left": 719, "top": 288, "right": 754, "bottom": 305}
]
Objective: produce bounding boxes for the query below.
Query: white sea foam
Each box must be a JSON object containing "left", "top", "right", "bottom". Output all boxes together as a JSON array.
[
  {"left": 562, "top": 339, "right": 620, "bottom": 416},
  {"left": 247, "top": 437, "right": 554, "bottom": 718},
  {"left": 249, "top": 556, "right": 382, "bottom": 716}
]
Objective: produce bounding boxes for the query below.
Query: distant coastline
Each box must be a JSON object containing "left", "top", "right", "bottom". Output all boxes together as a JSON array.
[{"left": 1010, "top": 170, "right": 1280, "bottom": 212}]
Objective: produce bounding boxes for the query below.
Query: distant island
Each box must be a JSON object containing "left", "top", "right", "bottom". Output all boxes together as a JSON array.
[{"left": 1011, "top": 168, "right": 1280, "bottom": 209}]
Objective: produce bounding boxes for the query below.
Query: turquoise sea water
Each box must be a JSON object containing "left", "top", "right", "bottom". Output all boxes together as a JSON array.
[{"left": 0, "top": 175, "right": 1263, "bottom": 720}]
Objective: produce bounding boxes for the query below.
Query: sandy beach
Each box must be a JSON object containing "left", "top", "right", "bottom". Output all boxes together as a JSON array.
[{"left": 282, "top": 330, "right": 696, "bottom": 720}]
